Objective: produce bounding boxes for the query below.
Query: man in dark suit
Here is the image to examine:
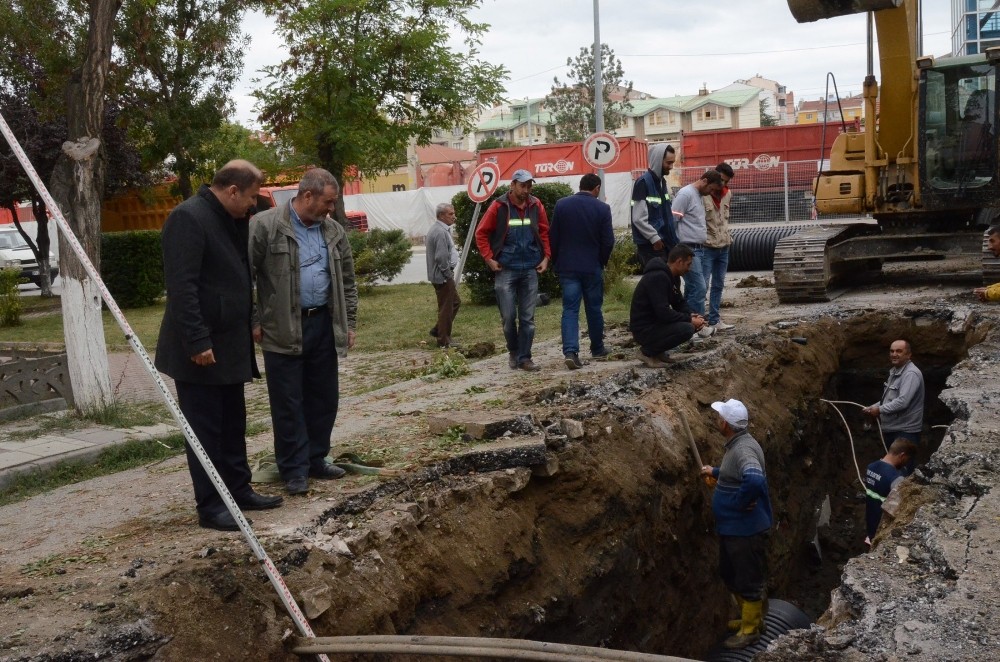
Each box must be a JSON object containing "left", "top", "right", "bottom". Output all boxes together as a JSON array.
[
  {"left": 550, "top": 173, "right": 615, "bottom": 369},
  {"left": 156, "top": 160, "right": 283, "bottom": 531}
]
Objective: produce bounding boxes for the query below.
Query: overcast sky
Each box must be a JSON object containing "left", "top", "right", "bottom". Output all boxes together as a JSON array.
[{"left": 233, "top": 0, "right": 953, "bottom": 128}]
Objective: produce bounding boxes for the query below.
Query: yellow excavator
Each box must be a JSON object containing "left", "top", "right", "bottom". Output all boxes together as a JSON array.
[{"left": 774, "top": 0, "right": 1000, "bottom": 301}]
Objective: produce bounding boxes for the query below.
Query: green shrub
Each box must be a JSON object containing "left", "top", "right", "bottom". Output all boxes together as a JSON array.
[
  {"left": 452, "top": 182, "right": 573, "bottom": 305},
  {"left": 348, "top": 228, "right": 411, "bottom": 286},
  {"left": 605, "top": 231, "right": 640, "bottom": 285},
  {"left": 0, "top": 267, "right": 23, "bottom": 326},
  {"left": 100, "top": 231, "right": 164, "bottom": 308}
]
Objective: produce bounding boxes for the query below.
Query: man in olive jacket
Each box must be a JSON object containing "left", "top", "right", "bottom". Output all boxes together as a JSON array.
[
  {"left": 156, "top": 160, "right": 283, "bottom": 532},
  {"left": 250, "top": 168, "right": 359, "bottom": 496}
]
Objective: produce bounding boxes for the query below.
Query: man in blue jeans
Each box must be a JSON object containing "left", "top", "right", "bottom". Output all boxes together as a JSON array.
[
  {"left": 701, "top": 163, "right": 736, "bottom": 334},
  {"left": 671, "top": 170, "right": 723, "bottom": 341},
  {"left": 550, "top": 173, "right": 615, "bottom": 369},
  {"left": 475, "top": 169, "right": 551, "bottom": 371}
]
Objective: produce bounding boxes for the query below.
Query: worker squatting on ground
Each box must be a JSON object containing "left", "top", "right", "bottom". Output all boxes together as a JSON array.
[
  {"left": 974, "top": 226, "right": 1000, "bottom": 302},
  {"left": 426, "top": 203, "right": 461, "bottom": 348},
  {"left": 864, "top": 438, "right": 917, "bottom": 547},
  {"left": 699, "top": 398, "right": 773, "bottom": 650},
  {"left": 628, "top": 244, "right": 708, "bottom": 368},
  {"left": 475, "top": 169, "right": 551, "bottom": 372},
  {"left": 862, "top": 339, "right": 925, "bottom": 476},
  {"left": 550, "top": 173, "right": 615, "bottom": 370},
  {"left": 155, "top": 160, "right": 284, "bottom": 532},
  {"left": 250, "top": 168, "right": 359, "bottom": 497}
]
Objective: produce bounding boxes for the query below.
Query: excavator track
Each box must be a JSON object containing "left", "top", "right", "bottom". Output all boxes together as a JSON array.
[{"left": 772, "top": 226, "right": 853, "bottom": 303}]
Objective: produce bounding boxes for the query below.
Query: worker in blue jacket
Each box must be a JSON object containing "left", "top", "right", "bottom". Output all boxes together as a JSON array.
[{"left": 700, "top": 398, "right": 772, "bottom": 649}]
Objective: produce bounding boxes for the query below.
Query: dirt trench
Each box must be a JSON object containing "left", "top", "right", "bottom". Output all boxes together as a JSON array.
[{"left": 1, "top": 304, "right": 991, "bottom": 662}]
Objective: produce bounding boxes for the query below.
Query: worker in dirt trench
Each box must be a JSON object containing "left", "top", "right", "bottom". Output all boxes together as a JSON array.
[
  {"left": 862, "top": 339, "right": 924, "bottom": 476},
  {"left": 700, "top": 399, "right": 773, "bottom": 649}
]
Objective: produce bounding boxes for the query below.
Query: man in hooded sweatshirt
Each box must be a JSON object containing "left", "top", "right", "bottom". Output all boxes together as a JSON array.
[{"left": 631, "top": 143, "right": 678, "bottom": 267}]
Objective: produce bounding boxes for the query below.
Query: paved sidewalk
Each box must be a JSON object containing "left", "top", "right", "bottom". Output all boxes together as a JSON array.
[
  {"left": 0, "top": 421, "right": 178, "bottom": 489},
  {"left": 0, "top": 350, "right": 268, "bottom": 491}
]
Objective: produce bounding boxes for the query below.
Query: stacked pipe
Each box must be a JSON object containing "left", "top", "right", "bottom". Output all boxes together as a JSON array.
[{"left": 728, "top": 225, "right": 816, "bottom": 272}]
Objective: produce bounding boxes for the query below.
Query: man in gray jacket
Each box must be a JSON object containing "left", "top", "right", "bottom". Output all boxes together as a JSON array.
[
  {"left": 250, "top": 168, "right": 359, "bottom": 495},
  {"left": 863, "top": 339, "right": 925, "bottom": 474},
  {"left": 426, "top": 203, "right": 460, "bottom": 348}
]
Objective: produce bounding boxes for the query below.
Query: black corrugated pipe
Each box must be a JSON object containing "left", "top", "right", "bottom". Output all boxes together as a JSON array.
[
  {"left": 705, "top": 599, "right": 812, "bottom": 661},
  {"left": 729, "top": 226, "right": 806, "bottom": 271}
]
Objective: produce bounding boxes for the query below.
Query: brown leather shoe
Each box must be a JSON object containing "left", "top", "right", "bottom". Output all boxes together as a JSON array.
[{"left": 518, "top": 359, "right": 541, "bottom": 372}]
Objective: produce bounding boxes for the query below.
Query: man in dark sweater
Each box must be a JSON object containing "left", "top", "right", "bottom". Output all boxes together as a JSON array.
[
  {"left": 550, "top": 173, "right": 615, "bottom": 369},
  {"left": 629, "top": 244, "right": 708, "bottom": 368},
  {"left": 700, "top": 398, "right": 772, "bottom": 649}
]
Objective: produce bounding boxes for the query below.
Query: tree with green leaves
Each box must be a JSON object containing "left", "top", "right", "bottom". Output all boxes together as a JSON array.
[
  {"left": 476, "top": 136, "right": 517, "bottom": 151},
  {"left": 254, "top": 0, "right": 507, "bottom": 222},
  {"left": 194, "top": 121, "right": 310, "bottom": 184},
  {"left": 550, "top": 44, "right": 633, "bottom": 143},
  {"left": 116, "top": 0, "right": 249, "bottom": 199},
  {"left": 759, "top": 98, "right": 779, "bottom": 127}
]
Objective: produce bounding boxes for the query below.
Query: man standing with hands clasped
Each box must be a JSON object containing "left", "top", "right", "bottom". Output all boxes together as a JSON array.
[
  {"left": 475, "top": 169, "right": 551, "bottom": 372},
  {"left": 671, "top": 169, "right": 723, "bottom": 341},
  {"left": 550, "top": 173, "right": 615, "bottom": 370},
  {"left": 250, "top": 168, "right": 359, "bottom": 497},
  {"left": 426, "top": 203, "right": 461, "bottom": 348},
  {"left": 156, "top": 160, "right": 283, "bottom": 532},
  {"left": 700, "top": 398, "right": 772, "bottom": 649}
]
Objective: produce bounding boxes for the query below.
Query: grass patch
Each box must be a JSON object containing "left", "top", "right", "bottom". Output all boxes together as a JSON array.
[
  {"left": 7, "top": 280, "right": 637, "bottom": 354},
  {"left": 3, "top": 402, "right": 170, "bottom": 442},
  {"left": 0, "top": 433, "right": 186, "bottom": 507},
  {"left": 82, "top": 401, "right": 169, "bottom": 427}
]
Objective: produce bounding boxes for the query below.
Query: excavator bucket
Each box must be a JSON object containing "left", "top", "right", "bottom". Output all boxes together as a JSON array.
[{"left": 786, "top": 0, "right": 901, "bottom": 23}]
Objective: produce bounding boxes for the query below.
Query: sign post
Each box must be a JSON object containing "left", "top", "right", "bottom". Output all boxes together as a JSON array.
[
  {"left": 582, "top": 132, "right": 621, "bottom": 201},
  {"left": 455, "top": 161, "right": 500, "bottom": 286}
]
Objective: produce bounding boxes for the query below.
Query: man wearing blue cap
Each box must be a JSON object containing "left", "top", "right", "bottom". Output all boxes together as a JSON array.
[
  {"left": 475, "top": 169, "right": 551, "bottom": 371},
  {"left": 700, "top": 398, "right": 772, "bottom": 649}
]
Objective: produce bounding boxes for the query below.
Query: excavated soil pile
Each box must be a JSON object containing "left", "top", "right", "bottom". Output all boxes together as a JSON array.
[{"left": 1, "top": 306, "right": 994, "bottom": 662}]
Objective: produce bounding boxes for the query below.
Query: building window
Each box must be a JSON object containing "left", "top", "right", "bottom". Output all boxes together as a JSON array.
[
  {"left": 701, "top": 105, "right": 725, "bottom": 121},
  {"left": 805, "top": 113, "right": 814, "bottom": 119},
  {"left": 648, "top": 109, "right": 674, "bottom": 126}
]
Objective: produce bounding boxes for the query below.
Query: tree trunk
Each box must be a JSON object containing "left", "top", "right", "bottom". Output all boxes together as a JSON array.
[
  {"left": 47, "top": 0, "right": 121, "bottom": 414},
  {"left": 317, "top": 132, "right": 348, "bottom": 228}
]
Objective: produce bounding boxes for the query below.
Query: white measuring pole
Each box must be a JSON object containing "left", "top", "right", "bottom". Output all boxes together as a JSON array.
[{"left": 0, "top": 113, "right": 330, "bottom": 662}]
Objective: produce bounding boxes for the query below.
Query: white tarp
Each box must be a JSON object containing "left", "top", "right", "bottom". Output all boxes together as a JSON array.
[{"left": 342, "top": 172, "right": 638, "bottom": 238}]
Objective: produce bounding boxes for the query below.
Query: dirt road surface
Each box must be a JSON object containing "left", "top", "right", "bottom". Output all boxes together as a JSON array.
[{"left": 2, "top": 257, "right": 999, "bottom": 661}]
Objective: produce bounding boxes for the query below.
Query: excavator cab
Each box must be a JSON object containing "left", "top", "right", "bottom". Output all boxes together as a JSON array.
[{"left": 920, "top": 55, "right": 1000, "bottom": 211}]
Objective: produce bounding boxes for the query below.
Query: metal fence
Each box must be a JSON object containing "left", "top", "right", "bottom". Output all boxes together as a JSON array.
[{"left": 673, "top": 159, "right": 856, "bottom": 224}]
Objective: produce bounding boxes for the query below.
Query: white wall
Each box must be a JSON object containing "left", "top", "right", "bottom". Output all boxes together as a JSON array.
[{"left": 343, "top": 172, "right": 639, "bottom": 238}]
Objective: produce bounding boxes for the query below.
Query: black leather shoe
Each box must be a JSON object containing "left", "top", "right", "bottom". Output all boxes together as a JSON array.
[
  {"left": 236, "top": 491, "right": 284, "bottom": 510},
  {"left": 285, "top": 477, "right": 309, "bottom": 495},
  {"left": 198, "top": 510, "right": 245, "bottom": 531},
  {"left": 309, "top": 463, "right": 347, "bottom": 480}
]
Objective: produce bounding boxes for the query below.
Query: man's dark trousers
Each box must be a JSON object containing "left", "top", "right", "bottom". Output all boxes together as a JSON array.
[
  {"left": 432, "top": 278, "right": 461, "bottom": 346},
  {"left": 263, "top": 307, "right": 339, "bottom": 480},
  {"left": 175, "top": 381, "right": 253, "bottom": 518},
  {"left": 633, "top": 320, "right": 695, "bottom": 357}
]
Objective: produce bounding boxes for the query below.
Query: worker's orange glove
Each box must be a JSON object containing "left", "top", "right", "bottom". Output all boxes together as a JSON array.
[{"left": 703, "top": 475, "right": 718, "bottom": 488}]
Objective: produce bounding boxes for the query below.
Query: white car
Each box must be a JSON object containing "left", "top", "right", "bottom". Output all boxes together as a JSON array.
[{"left": 0, "top": 228, "right": 59, "bottom": 287}]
